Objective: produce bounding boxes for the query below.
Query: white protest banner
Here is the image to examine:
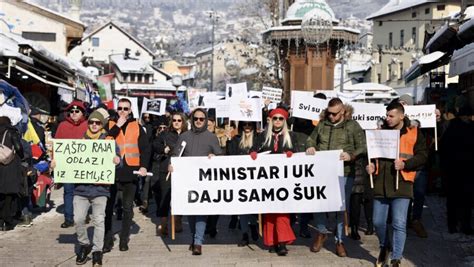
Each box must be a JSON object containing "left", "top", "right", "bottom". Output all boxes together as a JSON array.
[
  {"left": 216, "top": 99, "right": 230, "bottom": 118},
  {"left": 404, "top": 104, "right": 436, "bottom": 128},
  {"left": 141, "top": 98, "right": 166, "bottom": 116},
  {"left": 262, "top": 86, "right": 283, "bottom": 103},
  {"left": 226, "top": 83, "right": 248, "bottom": 99},
  {"left": 114, "top": 97, "right": 139, "bottom": 119},
  {"left": 350, "top": 102, "right": 387, "bottom": 130},
  {"left": 248, "top": 90, "right": 263, "bottom": 99},
  {"left": 171, "top": 151, "right": 345, "bottom": 215},
  {"left": 291, "top": 90, "right": 328, "bottom": 121},
  {"left": 229, "top": 97, "right": 262, "bottom": 122},
  {"left": 366, "top": 130, "right": 400, "bottom": 159},
  {"left": 53, "top": 139, "right": 116, "bottom": 184}
]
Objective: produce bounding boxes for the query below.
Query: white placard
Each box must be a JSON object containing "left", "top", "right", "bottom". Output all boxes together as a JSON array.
[
  {"left": 229, "top": 98, "right": 262, "bottom": 122},
  {"left": 187, "top": 88, "right": 207, "bottom": 109},
  {"left": 201, "top": 92, "right": 220, "bottom": 109},
  {"left": 114, "top": 97, "right": 139, "bottom": 119},
  {"left": 366, "top": 129, "right": 400, "bottom": 159},
  {"left": 140, "top": 98, "right": 166, "bottom": 116},
  {"left": 291, "top": 91, "right": 328, "bottom": 121},
  {"left": 404, "top": 104, "right": 436, "bottom": 128},
  {"left": 216, "top": 99, "right": 230, "bottom": 118},
  {"left": 350, "top": 102, "right": 387, "bottom": 130},
  {"left": 226, "top": 83, "right": 248, "bottom": 99},
  {"left": 262, "top": 86, "right": 283, "bottom": 103},
  {"left": 171, "top": 151, "right": 345, "bottom": 215}
]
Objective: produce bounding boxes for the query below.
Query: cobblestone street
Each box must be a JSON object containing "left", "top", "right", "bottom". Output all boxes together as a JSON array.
[{"left": 0, "top": 189, "right": 472, "bottom": 266}]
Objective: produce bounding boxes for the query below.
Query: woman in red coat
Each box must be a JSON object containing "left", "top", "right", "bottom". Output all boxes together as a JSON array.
[{"left": 250, "top": 107, "right": 297, "bottom": 256}]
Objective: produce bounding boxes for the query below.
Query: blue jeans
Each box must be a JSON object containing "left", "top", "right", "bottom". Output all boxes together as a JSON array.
[
  {"left": 63, "top": 183, "right": 74, "bottom": 222},
  {"left": 314, "top": 176, "right": 353, "bottom": 243},
  {"left": 412, "top": 169, "right": 427, "bottom": 221},
  {"left": 188, "top": 215, "right": 207, "bottom": 245},
  {"left": 373, "top": 198, "right": 410, "bottom": 260}
]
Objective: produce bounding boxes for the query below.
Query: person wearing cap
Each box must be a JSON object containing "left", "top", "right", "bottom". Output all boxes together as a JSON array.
[
  {"left": 440, "top": 105, "right": 474, "bottom": 235},
  {"left": 107, "top": 98, "right": 151, "bottom": 252},
  {"left": 54, "top": 109, "right": 120, "bottom": 266},
  {"left": 55, "top": 100, "right": 88, "bottom": 228},
  {"left": 170, "top": 108, "right": 222, "bottom": 256},
  {"left": 366, "top": 102, "right": 427, "bottom": 266},
  {"left": 306, "top": 97, "right": 367, "bottom": 257},
  {"left": 250, "top": 107, "right": 298, "bottom": 256}
]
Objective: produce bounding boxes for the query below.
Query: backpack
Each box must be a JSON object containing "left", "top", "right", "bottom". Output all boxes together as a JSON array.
[{"left": 0, "top": 130, "right": 15, "bottom": 165}]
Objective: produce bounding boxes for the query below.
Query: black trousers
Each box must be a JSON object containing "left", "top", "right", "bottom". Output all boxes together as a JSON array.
[
  {"left": 349, "top": 193, "right": 373, "bottom": 227},
  {"left": 0, "top": 194, "right": 16, "bottom": 226},
  {"left": 152, "top": 172, "right": 171, "bottom": 218},
  {"left": 104, "top": 183, "right": 117, "bottom": 239},
  {"left": 446, "top": 182, "right": 473, "bottom": 231},
  {"left": 118, "top": 182, "right": 137, "bottom": 241}
]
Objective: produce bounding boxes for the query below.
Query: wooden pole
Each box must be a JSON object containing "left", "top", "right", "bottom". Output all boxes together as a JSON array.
[
  {"left": 258, "top": 214, "right": 263, "bottom": 237},
  {"left": 171, "top": 213, "right": 175, "bottom": 240},
  {"left": 369, "top": 157, "right": 374, "bottom": 189},
  {"left": 434, "top": 125, "right": 438, "bottom": 151},
  {"left": 344, "top": 210, "right": 349, "bottom": 236},
  {"left": 396, "top": 135, "right": 400, "bottom": 191}
]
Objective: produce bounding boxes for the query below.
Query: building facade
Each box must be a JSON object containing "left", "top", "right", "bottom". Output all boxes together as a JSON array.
[
  {"left": 0, "top": 0, "right": 85, "bottom": 56},
  {"left": 367, "top": 0, "right": 461, "bottom": 99}
]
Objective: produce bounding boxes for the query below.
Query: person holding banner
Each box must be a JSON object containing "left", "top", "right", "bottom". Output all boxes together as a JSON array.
[
  {"left": 69, "top": 109, "right": 120, "bottom": 266},
  {"left": 226, "top": 121, "right": 259, "bottom": 246},
  {"left": 107, "top": 98, "right": 151, "bottom": 252},
  {"left": 305, "top": 98, "right": 366, "bottom": 257},
  {"left": 366, "top": 102, "right": 427, "bottom": 267},
  {"left": 54, "top": 100, "right": 88, "bottom": 229},
  {"left": 151, "top": 112, "right": 187, "bottom": 236},
  {"left": 171, "top": 108, "right": 222, "bottom": 256},
  {"left": 250, "top": 107, "right": 297, "bottom": 256}
]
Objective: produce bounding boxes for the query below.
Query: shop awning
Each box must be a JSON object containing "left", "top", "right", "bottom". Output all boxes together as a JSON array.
[
  {"left": 404, "top": 51, "right": 450, "bottom": 83},
  {"left": 424, "top": 24, "right": 459, "bottom": 54},
  {"left": 449, "top": 42, "right": 474, "bottom": 77}
]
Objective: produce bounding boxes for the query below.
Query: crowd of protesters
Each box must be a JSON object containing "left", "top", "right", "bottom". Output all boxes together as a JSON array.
[{"left": 0, "top": 92, "right": 472, "bottom": 267}]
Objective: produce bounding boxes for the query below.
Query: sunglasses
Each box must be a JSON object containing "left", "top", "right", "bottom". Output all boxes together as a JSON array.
[
  {"left": 69, "top": 109, "right": 82, "bottom": 114},
  {"left": 117, "top": 107, "right": 130, "bottom": 111},
  {"left": 242, "top": 123, "right": 253, "bottom": 127},
  {"left": 193, "top": 117, "right": 205, "bottom": 122},
  {"left": 272, "top": 116, "right": 285, "bottom": 121},
  {"left": 158, "top": 126, "right": 167, "bottom": 130},
  {"left": 327, "top": 110, "right": 342, "bottom": 116},
  {"left": 88, "top": 120, "right": 102, "bottom": 126},
  {"left": 173, "top": 119, "right": 182, "bottom": 122}
]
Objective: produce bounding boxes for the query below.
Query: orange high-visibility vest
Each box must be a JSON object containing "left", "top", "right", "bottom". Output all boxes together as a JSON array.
[
  {"left": 110, "top": 120, "right": 140, "bottom": 166},
  {"left": 375, "top": 127, "right": 418, "bottom": 182},
  {"left": 399, "top": 126, "right": 417, "bottom": 182}
]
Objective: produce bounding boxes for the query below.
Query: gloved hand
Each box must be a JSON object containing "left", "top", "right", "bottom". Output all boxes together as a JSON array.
[
  {"left": 250, "top": 151, "right": 257, "bottom": 160},
  {"left": 285, "top": 151, "right": 293, "bottom": 158}
]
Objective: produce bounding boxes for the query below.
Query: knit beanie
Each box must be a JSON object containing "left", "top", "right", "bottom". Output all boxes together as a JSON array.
[{"left": 88, "top": 109, "right": 107, "bottom": 125}]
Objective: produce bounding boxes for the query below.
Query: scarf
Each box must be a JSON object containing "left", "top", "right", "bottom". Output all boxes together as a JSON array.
[
  {"left": 272, "top": 128, "right": 283, "bottom": 153},
  {"left": 84, "top": 129, "right": 106, "bottom": 140}
]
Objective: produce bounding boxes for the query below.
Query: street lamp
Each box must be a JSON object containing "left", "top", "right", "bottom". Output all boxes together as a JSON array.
[
  {"left": 172, "top": 72, "right": 183, "bottom": 94},
  {"left": 206, "top": 10, "right": 220, "bottom": 92}
]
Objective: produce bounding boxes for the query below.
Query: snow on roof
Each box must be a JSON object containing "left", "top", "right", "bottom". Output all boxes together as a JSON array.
[
  {"left": 195, "top": 44, "right": 224, "bottom": 56},
  {"left": 366, "top": 0, "right": 439, "bottom": 20},
  {"left": 459, "top": 17, "right": 474, "bottom": 36},
  {"left": 111, "top": 55, "right": 153, "bottom": 73},
  {"left": 114, "top": 79, "right": 182, "bottom": 91},
  {"left": 0, "top": 33, "right": 34, "bottom": 64},
  {"left": 23, "top": 1, "right": 84, "bottom": 27}
]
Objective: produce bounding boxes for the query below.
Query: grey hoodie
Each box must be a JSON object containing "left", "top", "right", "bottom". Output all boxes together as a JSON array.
[{"left": 173, "top": 108, "right": 222, "bottom": 157}]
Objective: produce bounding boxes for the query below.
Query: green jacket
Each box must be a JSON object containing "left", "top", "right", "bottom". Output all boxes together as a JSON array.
[
  {"left": 372, "top": 118, "right": 428, "bottom": 199},
  {"left": 306, "top": 119, "right": 366, "bottom": 177}
]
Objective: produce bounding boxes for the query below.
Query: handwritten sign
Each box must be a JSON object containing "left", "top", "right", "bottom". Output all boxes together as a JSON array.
[
  {"left": 366, "top": 129, "right": 400, "bottom": 159},
  {"left": 262, "top": 86, "right": 283, "bottom": 103},
  {"left": 404, "top": 104, "right": 436, "bottom": 128},
  {"left": 53, "top": 139, "right": 116, "bottom": 184}
]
